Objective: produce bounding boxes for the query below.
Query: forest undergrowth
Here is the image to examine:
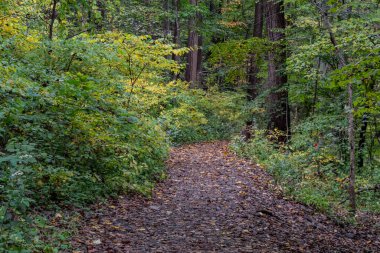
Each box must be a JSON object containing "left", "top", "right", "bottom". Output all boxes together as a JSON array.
[
  {"left": 0, "top": 29, "right": 246, "bottom": 253},
  {"left": 1, "top": 0, "right": 379, "bottom": 252}
]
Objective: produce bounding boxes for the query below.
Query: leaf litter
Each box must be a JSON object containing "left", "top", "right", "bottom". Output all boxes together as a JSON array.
[{"left": 71, "top": 141, "right": 379, "bottom": 252}]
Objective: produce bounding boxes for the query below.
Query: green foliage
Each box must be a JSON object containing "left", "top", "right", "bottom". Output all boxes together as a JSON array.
[
  {"left": 231, "top": 123, "right": 380, "bottom": 215},
  {"left": 158, "top": 87, "right": 247, "bottom": 143},
  {"left": 272, "top": 0, "right": 380, "bottom": 216},
  {"left": 122, "top": 78, "right": 247, "bottom": 144},
  {"left": 207, "top": 38, "right": 267, "bottom": 89},
  {"left": 0, "top": 2, "right": 247, "bottom": 249},
  {"left": 2, "top": 0, "right": 380, "bottom": 250},
  {"left": 0, "top": 31, "right": 175, "bottom": 250}
]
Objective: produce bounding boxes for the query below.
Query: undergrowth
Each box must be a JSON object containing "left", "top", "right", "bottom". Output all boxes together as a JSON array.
[
  {"left": 0, "top": 29, "right": 246, "bottom": 252},
  {"left": 231, "top": 128, "right": 380, "bottom": 216}
]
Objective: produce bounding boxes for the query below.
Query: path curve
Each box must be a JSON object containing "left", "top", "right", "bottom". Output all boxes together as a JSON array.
[{"left": 72, "top": 141, "right": 379, "bottom": 252}]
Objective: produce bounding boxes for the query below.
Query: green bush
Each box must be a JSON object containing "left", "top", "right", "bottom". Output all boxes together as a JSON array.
[
  {"left": 158, "top": 88, "right": 247, "bottom": 144},
  {"left": 0, "top": 29, "right": 247, "bottom": 250},
  {"left": 0, "top": 32, "right": 175, "bottom": 251},
  {"left": 231, "top": 127, "right": 380, "bottom": 215}
]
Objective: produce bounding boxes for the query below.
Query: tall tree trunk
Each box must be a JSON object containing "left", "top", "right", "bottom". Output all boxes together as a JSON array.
[
  {"left": 172, "top": 0, "right": 180, "bottom": 63},
  {"left": 317, "top": 0, "right": 356, "bottom": 213},
  {"left": 253, "top": 1, "right": 264, "bottom": 48},
  {"left": 185, "top": 0, "right": 202, "bottom": 88},
  {"left": 247, "top": 0, "right": 263, "bottom": 100},
  {"left": 265, "top": 0, "right": 290, "bottom": 142},
  {"left": 185, "top": 29, "right": 200, "bottom": 87}
]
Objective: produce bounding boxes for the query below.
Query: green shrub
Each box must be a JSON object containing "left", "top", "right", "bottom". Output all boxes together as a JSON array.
[
  {"left": 159, "top": 88, "right": 247, "bottom": 144},
  {"left": 0, "top": 32, "right": 174, "bottom": 251},
  {"left": 231, "top": 128, "right": 380, "bottom": 215},
  {"left": 0, "top": 28, "right": 247, "bottom": 250}
]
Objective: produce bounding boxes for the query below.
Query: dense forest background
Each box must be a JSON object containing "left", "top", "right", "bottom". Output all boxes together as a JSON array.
[{"left": 0, "top": 0, "right": 379, "bottom": 251}]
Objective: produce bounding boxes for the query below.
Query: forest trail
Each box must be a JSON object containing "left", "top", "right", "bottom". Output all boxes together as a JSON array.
[{"left": 72, "top": 141, "right": 379, "bottom": 252}]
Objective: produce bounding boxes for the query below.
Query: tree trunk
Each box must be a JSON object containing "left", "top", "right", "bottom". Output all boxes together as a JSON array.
[
  {"left": 318, "top": 1, "right": 356, "bottom": 213},
  {"left": 185, "top": 29, "right": 200, "bottom": 87},
  {"left": 185, "top": 0, "right": 202, "bottom": 88},
  {"left": 172, "top": 0, "right": 180, "bottom": 63},
  {"left": 265, "top": 0, "right": 290, "bottom": 142},
  {"left": 253, "top": 1, "right": 264, "bottom": 44},
  {"left": 247, "top": 0, "right": 263, "bottom": 100}
]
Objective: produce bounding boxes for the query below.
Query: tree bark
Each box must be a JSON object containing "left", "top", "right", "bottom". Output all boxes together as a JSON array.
[
  {"left": 265, "top": 0, "right": 290, "bottom": 142},
  {"left": 253, "top": 1, "right": 264, "bottom": 42},
  {"left": 185, "top": 29, "right": 201, "bottom": 87},
  {"left": 172, "top": 0, "right": 180, "bottom": 63},
  {"left": 185, "top": 0, "right": 202, "bottom": 88},
  {"left": 247, "top": 0, "right": 263, "bottom": 100}
]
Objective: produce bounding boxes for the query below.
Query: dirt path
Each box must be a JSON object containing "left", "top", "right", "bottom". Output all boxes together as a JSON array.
[{"left": 72, "top": 141, "right": 379, "bottom": 252}]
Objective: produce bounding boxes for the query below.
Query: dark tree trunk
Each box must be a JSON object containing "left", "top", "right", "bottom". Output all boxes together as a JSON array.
[
  {"left": 185, "top": 29, "right": 200, "bottom": 87},
  {"left": 265, "top": 0, "right": 290, "bottom": 142},
  {"left": 253, "top": 1, "right": 264, "bottom": 39},
  {"left": 172, "top": 0, "right": 180, "bottom": 63},
  {"left": 185, "top": 0, "right": 202, "bottom": 88},
  {"left": 247, "top": 0, "right": 264, "bottom": 100}
]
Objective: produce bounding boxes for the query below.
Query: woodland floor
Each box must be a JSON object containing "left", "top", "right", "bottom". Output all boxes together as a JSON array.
[{"left": 71, "top": 141, "right": 380, "bottom": 252}]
